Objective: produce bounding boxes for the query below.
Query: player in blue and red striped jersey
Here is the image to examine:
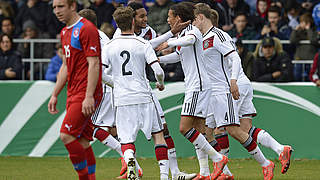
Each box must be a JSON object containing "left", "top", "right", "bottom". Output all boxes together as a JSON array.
[{"left": 48, "top": 0, "right": 102, "bottom": 179}]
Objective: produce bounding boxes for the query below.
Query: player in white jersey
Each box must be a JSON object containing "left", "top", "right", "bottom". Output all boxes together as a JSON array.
[
  {"left": 78, "top": 9, "right": 132, "bottom": 178},
  {"left": 113, "top": 3, "right": 196, "bottom": 180},
  {"left": 103, "top": 7, "right": 170, "bottom": 180},
  {"left": 156, "top": 2, "right": 228, "bottom": 179},
  {"left": 232, "top": 46, "right": 293, "bottom": 175},
  {"left": 193, "top": 4, "right": 277, "bottom": 180}
]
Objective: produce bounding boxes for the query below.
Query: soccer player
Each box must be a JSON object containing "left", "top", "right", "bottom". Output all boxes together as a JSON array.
[
  {"left": 78, "top": 8, "right": 130, "bottom": 178},
  {"left": 157, "top": 2, "right": 228, "bottom": 179},
  {"left": 113, "top": 3, "right": 196, "bottom": 180},
  {"left": 193, "top": 3, "right": 277, "bottom": 180},
  {"left": 48, "top": 0, "right": 102, "bottom": 179},
  {"left": 103, "top": 6, "right": 169, "bottom": 180}
]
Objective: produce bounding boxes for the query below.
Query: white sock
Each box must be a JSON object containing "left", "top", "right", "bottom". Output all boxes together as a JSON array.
[
  {"left": 123, "top": 149, "right": 135, "bottom": 164},
  {"left": 168, "top": 148, "right": 180, "bottom": 178},
  {"left": 159, "top": 159, "right": 169, "bottom": 179},
  {"left": 257, "top": 130, "right": 284, "bottom": 156},
  {"left": 196, "top": 148, "right": 210, "bottom": 176},
  {"left": 102, "top": 135, "right": 123, "bottom": 156},
  {"left": 192, "top": 133, "right": 223, "bottom": 162},
  {"left": 249, "top": 146, "right": 270, "bottom": 167}
]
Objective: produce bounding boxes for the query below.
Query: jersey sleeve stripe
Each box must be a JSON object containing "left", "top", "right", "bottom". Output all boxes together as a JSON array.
[
  {"left": 148, "top": 60, "right": 159, "bottom": 66},
  {"left": 212, "top": 28, "right": 226, "bottom": 42},
  {"left": 224, "top": 50, "right": 235, "bottom": 57}
]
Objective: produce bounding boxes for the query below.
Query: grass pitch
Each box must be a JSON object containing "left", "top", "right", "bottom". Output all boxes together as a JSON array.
[{"left": 0, "top": 157, "right": 319, "bottom": 180}]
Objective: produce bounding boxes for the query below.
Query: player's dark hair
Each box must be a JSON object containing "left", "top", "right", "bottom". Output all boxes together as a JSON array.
[
  {"left": 113, "top": 7, "right": 134, "bottom": 31},
  {"left": 127, "top": 2, "right": 144, "bottom": 16},
  {"left": 79, "top": 9, "right": 98, "bottom": 27},
  {"left": 194, "top": 3, "right": 219, "bottom": 27},
  {"left": 170, "top": 2, "right": 195, "bottom": 23},
  {"left": 268, "top": 6, "right": 280, "bottom": 16}
]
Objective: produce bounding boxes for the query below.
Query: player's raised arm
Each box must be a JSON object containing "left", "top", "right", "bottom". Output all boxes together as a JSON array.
[
  {"left": 158, "top": 52, "right": 180, "bottom": 64},
  {"left": 48, "top": 55, "right": 67, "bottom": 114}
]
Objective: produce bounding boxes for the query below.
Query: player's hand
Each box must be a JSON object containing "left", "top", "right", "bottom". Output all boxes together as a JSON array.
[
  {"left": 156, "top": 82, "right": 165, "bottom": 91},
  {"left": 155, "top": 42, "right": 169, "bottom": 52},
  {"left": 48, "top": 95, "right": 59, "bottom": 114},
  {"left": 316, "top": 80, "right": 320, "bottom": 87},
  {"left": 272, "top": 71, "right": 281, "bottom": 78},
  {"left": 171, "top": 20, "right": 191, "bottom": 34},
  {"left": 230, "top": 79, "right": 240, "bottom": 100},
  {"left": 82, "top": 96, "right": 95, "bottom": 116}
]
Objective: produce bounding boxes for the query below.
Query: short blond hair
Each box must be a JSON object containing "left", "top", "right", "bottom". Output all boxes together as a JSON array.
[
  {"left": 113, "top": 7, "right": 134, "bottom": 31},
  {"left": 194, "top": 3, "right": 219, "bottom": 27}
]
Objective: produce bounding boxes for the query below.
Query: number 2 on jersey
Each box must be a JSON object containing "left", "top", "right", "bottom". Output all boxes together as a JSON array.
[{"left": 120, "top": 50, "right": 132, "bottom": 76}]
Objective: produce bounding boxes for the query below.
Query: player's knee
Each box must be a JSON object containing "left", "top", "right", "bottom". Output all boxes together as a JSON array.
[{"left": 225, "top": 126, "right": 239, "bottom": 138}]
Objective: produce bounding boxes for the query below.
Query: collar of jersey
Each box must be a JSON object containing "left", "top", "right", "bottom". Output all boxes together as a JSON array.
[{"left": 67, "top": 17, "right": 83, "bottom": 29}]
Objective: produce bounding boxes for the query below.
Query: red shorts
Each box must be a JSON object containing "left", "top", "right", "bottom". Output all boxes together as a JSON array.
[{"left": 60, "top": 102, "right": 94, "bottom": 141}]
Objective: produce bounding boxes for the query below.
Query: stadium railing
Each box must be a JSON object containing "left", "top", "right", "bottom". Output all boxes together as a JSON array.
[{"left": 13, "top": 39, "right": 314, "bottom": 81}]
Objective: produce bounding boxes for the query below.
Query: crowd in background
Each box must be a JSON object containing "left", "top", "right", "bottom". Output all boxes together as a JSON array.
[{"left": 0, "top": 0, "right": 320, "bottom": 86}]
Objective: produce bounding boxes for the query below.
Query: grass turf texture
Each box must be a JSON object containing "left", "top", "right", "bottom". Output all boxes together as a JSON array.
[{"left": 0, "top": 157, "right": 319, "bottom": 180}]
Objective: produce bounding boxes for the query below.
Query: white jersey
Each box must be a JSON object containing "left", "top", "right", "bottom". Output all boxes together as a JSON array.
[
  {"left": 98, "top": 30, "right": 112, "bottom": 93},
  {"left": 113, "top": 25, "right": 156, "bottom": 40},
  {"left": 202, "top": 27, "right": 238, "bottom": 95},
  {"left": 103, "top": 35, "right": 158, "bottom": 106},
  {"left": 174, "top": 25, "right": 210, "bottom": 92}
]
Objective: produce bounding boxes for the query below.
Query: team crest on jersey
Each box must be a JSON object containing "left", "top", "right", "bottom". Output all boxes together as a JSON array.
[
  {"left": 73, "top": 28, "right": 80, "bottom": 38},
  {"left": 203, "top": 36, "right": 214, "bottom": 50}
]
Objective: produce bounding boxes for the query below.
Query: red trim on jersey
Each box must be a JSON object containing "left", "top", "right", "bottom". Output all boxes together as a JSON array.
[
  {"left": 224, "top": 50, "right": 236, "bottom": 57},
  {"left": 203, "top": 36, "right": 214, "bottom": 50}
]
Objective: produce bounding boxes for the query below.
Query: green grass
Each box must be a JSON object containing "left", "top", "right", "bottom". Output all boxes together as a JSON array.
[{"left": 0, "top": 157, "right": 319, "bottom": 180}]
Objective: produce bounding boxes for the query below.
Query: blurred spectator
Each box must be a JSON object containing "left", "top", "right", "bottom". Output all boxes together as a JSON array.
[
  {"left": 1, "top": 17, "right": 18, "bottom": 38},
  {"left": 163, "top": 62, "right": 184, "bottom": 82},
  {"left": 258, "top": 6, "right": 292, "bottom": 40},
  {"left": 284, "top": 0, "right": 301, "bottom": 30},
  {"left": 89, "top": 0, "right": 115, "bottom": 28},
  {"left": 249, "top": 0, "right": 270, "bottom": 31},
  {"left": 290, "top": 12, "right": 318, "bottom": 60},
  {"left": 0, "top": 1, "right": 15, "bottom": 23},
  {"left": 290, "top": 13, "right": 318, "bottom": 81},
  {"left": 45, "top": 43, "right": 62, "bottom": 82},
  {"left": 236, "top": 39, "right": 254, "bottom": 80},
  {"left": 0, "top": 34, "right": 23, "bottom": 80},
  {"left": 245, "top": 0, "right": 257, "bottom": 14},
  {"left": 270, "top": 0, "right": 283, "bottom": 9},
  {"left": 301, "top": 0, "right": 319, "bottom": 14},
  {"left": 148, "top": 0, "right": 174, "bottom": 35},
  {"left": 188, "top": 0, "right": 226, "bottom": 28},
  {"left": 252, "top": 37, "right": 293, "bottom": 82},
  {"left": 17, "top": 20, "right": 54, "bottom": 79},
  {"left": 218, "top": 0, "right": 250, "bottom": 32},
  {"left": 100, "top": 22, "right": 115, "bottom": 39},
  {"left": 312, "top": 2, "right": 320, "bottom": 33},
  {"left": 14, "top": 0, "right": 57, "bottom": 37},
  {"left": 309, "top": 51, "right": 320, "bottom": 86},
  {"left": 228, "top": 12, "right": 256, "bottom": 51}
]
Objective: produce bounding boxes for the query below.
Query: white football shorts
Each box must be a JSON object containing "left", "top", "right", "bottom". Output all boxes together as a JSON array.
[
  {"left": 181, "top": 90, "right": 211, "bottom": 118},
  {"left": 115, "top": 102, "right": 163, "bottom": 144}
]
